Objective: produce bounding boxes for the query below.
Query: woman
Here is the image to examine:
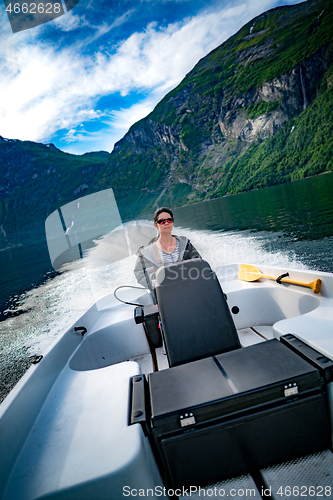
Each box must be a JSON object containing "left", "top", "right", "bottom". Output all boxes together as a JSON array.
[{"left": 134, "top": 207, "right": 201, "bottom": 287}]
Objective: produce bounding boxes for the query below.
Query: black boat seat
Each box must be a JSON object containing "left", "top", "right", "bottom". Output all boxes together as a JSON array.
[{"left": 155, "top": 259, "right": 241, "bottom": 367}]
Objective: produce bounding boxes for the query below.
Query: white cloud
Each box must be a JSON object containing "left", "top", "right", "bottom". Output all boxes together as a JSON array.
[
  {"left": 52, "top": 11, "right": 88, "bottom": 31},
  {"left": 59, "top": 99, "right": 158, "bottom": 154},
  {"left": 0, "top": 0, "right": 290, "bottom": 153},
  {"left": 112, "top": 99, "right": 159, "bottom": 131}
]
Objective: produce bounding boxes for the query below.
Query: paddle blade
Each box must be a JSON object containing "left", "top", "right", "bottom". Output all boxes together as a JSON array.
[{"left": 238, "top": 264, "right": 263, "bottom": 282}]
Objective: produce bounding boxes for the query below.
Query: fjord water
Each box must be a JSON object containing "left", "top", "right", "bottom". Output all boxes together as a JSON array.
[
  {"left": 0, "top": 172, "right": 333, "bottom": 402},
  {"left": 175, "top": 171, "right": 333, "bottom": 272}
]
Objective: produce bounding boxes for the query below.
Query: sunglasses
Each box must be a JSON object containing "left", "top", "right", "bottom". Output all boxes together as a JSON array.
[{"left": 156, "top": 218, "right": 174, "bottom": 225}]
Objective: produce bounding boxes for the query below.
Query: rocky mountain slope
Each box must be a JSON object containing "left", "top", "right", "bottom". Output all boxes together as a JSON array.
[
  {"left": 1, "top": 0, "right": 333, "bottom": 248},
  {"left": 91, "top": 0, "right": 333, "bottom": 218}
]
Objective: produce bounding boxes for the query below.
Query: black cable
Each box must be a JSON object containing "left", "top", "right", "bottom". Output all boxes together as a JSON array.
[{"left": 113, "top": 285, "right": 146, "bottom": 306}]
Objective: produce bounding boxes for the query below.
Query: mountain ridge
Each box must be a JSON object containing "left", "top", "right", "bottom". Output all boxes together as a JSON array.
[
  {"left": 0, "top": 136, "right": 109, "bottom": 247},
  {"left": 90, "top": 0, "right": 333, "bottom": 218}
]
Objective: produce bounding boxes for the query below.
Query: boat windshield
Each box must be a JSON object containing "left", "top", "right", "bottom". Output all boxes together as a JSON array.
[{"left": 45, "top": 188, "right": 156, "bottom": 272}]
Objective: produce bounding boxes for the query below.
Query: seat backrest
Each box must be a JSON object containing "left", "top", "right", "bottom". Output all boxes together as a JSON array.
[{"left": 155, "top": 259, "right": 241, "bottom": 367}]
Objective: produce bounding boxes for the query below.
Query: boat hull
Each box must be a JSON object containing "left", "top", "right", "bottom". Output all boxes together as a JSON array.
[{"left": 1, "top": 263, "right": 333, "bottom": 499}]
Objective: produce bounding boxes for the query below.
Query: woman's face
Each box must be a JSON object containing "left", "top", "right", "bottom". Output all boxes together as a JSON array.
[{"left": 154, "top": 212, "right": 174, "bottom": 235}]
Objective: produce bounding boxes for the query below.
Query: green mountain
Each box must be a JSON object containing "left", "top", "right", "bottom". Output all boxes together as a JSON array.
[
  {"left": 1, "top": 0, "right": 333, "bottom": 248},
  {"left": 0, "top": 138, "right": 108, "bottom": 247},
  {"left": 91, "top": 0, "right": 333, "bottom": 218}
]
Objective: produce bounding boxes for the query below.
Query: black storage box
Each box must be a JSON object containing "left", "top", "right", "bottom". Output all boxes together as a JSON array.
[
  {"left": 148, "top": 339, "right": 331, "bottom": 489},
  {"left": 280, "top": 333, "right": 333, "bottom": 383}
]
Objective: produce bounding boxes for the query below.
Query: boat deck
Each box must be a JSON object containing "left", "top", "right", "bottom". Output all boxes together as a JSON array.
[{"left": 178, "top": 450, "right": 333, "bottom": 499}]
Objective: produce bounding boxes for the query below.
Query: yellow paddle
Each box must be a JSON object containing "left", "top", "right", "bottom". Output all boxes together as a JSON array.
[{"left": 238, "top": 264, "right": 321, "bottom": 294}]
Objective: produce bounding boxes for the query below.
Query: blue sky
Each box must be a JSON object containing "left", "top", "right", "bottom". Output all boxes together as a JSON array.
[{"left": 0, "top": 0, "right": 304, "bottom": 155}]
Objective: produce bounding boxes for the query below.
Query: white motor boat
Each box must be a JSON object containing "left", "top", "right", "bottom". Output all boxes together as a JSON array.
[
  {"left": 1, "top": 259, "right": 333, "bottom": 500},
  {"left": 1, "top": 190, "right": 333, "bottom": 500}
]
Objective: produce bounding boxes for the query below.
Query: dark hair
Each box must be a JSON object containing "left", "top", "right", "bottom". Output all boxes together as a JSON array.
[{"left": 153, "top": 207, "right": 174, "bottom": 223}]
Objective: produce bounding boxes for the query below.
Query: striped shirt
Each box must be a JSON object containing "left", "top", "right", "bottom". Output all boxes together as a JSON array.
[{"left": 159, "top": 239, "right": 180, "bottom": 266}]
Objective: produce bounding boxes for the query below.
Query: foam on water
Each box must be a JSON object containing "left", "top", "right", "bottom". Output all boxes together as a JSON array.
[{"left": 181, "top": 227, "right": 308, "bottom": 270}]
